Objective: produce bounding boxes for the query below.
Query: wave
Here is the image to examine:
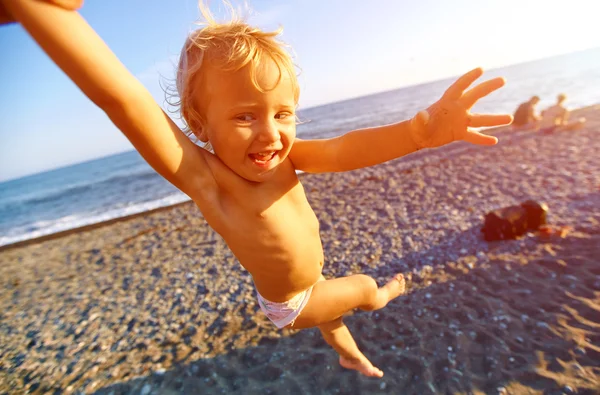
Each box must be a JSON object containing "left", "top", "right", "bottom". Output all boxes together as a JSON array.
[
  {"left": 0, "top": 192, "right": 191, "bottom": 247},
  {"left": 3, "top": 49, "right": 599, "bottom": 246},
  {"left": 2, "top": 169, "right": 160, "bottom": 209}
]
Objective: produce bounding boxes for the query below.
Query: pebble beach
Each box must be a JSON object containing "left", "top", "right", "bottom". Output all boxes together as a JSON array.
[{"left": 1, "top": 105, "right": 599, "bottom": 394}]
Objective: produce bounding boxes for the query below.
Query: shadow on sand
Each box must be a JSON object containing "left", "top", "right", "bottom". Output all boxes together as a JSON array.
[{"left": 94, "top": 232, "right": 600, "bottom": 395}]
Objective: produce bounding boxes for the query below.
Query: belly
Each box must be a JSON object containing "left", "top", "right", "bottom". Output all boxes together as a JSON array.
[
  {"left": 240, "top": 227, "right": 324, "bottom": 302},
  {"left": 214, "top": 172, "right": 325, "bottom": 302},
  {"left": 228, "top": 211, "right": 324, "bottom": 302}
]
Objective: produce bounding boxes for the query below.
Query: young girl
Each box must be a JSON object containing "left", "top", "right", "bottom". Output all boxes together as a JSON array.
[{"left": 5, "top": 0, "right": 512, "bottom": 377}]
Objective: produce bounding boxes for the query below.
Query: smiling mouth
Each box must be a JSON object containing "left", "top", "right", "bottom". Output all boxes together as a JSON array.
[{"left": 249, "top": 151, "right": 278, "bottom": 165}]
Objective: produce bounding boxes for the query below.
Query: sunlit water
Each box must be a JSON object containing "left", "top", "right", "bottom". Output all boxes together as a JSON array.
[{"left": 1, "top": 48, "right": 599, "bottom": 246}]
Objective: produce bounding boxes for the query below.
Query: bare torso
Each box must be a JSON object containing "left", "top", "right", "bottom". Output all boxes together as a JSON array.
[{"left": 197, "top": 156, "right": 324, "bottom": 302}]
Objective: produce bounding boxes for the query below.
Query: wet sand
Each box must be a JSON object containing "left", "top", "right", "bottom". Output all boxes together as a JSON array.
[{"left": 1, "top": 106, "right": 599, "bottom": 394}]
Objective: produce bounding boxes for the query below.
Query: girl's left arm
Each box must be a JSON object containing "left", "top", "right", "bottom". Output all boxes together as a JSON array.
[
  {"left": 288, "top": 120, "right": 419, "bottom": 173},
  {"left": 289, "top": 68, "right": 512, "bottom": 173}
]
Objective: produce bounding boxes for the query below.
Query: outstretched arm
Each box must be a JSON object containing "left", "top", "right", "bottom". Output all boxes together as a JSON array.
[
  {"left": 0, "top": 0, "right": 82, "bottom": 24},
  {"left": 289, "top": 68, "right": 512, "bottom": 173},
  {"left": 4, "top": 0, "right": 216, "bottom": 201},
  {"left": 289, "top": 121, "right": 419, "bottom": 173}
]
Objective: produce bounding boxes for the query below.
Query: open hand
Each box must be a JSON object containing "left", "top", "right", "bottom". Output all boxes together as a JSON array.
[
  {"left": 410, "top": 68, "right": 512, "bottom": 149},
  {"left": 1, "top": 0, "right": 83, "bottom": 25}
]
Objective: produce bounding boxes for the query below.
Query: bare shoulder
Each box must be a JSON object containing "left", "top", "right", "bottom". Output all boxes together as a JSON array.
[
  {"left": 185, "top": 148, "right": 223, "bottom": 201},
  {"left": 187, "top": 148, "right": 248, "bottom": 217}
]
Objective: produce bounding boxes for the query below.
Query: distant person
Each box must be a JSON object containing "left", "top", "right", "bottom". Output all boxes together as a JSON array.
[
  {"left": 540, "top": 93, "right": 586, "bottom": 133},
  {"left": 512, "top": 96, "right": 542, "bottom": 129},
  {"left": 5, "top": 0, "right": 512, "bottom": 378}
]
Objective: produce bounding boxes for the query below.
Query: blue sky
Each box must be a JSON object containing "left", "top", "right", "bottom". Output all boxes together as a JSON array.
[{"left": 1, "top": 0, "right": 599, "bottom": 182}]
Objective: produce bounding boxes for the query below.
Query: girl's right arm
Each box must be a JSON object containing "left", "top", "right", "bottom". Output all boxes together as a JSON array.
[
  {"left": 5, "top": 0, "right": 217, "bottom": 202},
  {"left": 1, "top": 0, "right": 82, "bottom": 25}
]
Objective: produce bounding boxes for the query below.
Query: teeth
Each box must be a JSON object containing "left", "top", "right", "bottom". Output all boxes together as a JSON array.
[
  {"left": 250, "top": 151, "right": 276, "bottom": 164},
  {"left": 252, "top": 151, "right": 275, "bottom": 158}
]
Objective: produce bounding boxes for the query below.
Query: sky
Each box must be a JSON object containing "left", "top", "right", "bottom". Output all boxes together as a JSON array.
[{"left": 1, "top": 0, "right": 599, "bottom": 182}]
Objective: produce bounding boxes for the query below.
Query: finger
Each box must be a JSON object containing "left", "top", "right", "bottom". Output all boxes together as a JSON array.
[
  {"left": 34, "top": 0, "right": 84, "bottom": 11},
  {"left": 0, "top": 15, "right": 15, "bottom": 26},
  {"left": 461, "top": 77, "right": 506, "bottom": 109},
  {"left": 57, "top": 0, "right": 84, "bottom": 10},
  {"left": 0, "top": 3, "right": 15, "bottom": 25},
  {"left": 469, "top": 113, "right": 513, "bottom": 127},
  {"left": 462, "top": 130, "right": 498, "bottom": 146},
  {"left": 443, "top": 67, "right": 484, "bottom": 100}
]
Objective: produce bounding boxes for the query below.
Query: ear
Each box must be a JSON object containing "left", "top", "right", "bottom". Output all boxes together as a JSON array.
[
  {"left": 189, "top": 119, "right": 209, "bottom": 142},
  {"left": 194, "top": 127, "right": 209, "bottom": 143}
]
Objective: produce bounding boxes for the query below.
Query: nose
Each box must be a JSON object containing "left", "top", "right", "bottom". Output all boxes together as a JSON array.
[{"left": 256, "top": 119, "right": 280, "bottom": 143}]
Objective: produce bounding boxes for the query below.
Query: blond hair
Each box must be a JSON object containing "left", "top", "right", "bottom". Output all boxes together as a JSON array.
[{"left": 168, "top": 2, "right": 299, "bottom": 139}]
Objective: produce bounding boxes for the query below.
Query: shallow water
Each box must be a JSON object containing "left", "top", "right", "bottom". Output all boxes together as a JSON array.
[{"left": 1, "top": 47, "right": 599, "bottom": 246}]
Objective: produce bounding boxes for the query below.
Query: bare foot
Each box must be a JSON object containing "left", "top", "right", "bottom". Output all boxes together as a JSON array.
[
  {"left": 339, "top": 356, "right": 384, "bottom": 378},
  {"left": 382, "top": 273, "right": 406, "bottom": 301}
]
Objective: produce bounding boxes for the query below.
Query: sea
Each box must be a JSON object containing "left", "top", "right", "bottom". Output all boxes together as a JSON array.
[{"left": 1, "top": 48, "right": 599, "bottom": 247}]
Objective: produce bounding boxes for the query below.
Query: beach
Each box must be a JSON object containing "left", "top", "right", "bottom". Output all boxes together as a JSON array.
[{"left": 1, "top": 105, "right": 599, "bottom": 394}]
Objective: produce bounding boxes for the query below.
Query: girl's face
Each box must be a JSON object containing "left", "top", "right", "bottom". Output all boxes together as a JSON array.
[{"left": 196, "top": 57, "right": 297, "bottom": 182}]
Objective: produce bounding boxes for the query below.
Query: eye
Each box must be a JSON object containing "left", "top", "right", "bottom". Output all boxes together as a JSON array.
[
  {"left": 235, "top": 113, "right": 254, "bottom": 122},
  {"left": 275, "top": 112, "right": 293, "bottom": 120}
]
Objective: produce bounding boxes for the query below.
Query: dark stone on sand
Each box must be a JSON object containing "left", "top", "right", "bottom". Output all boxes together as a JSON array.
[
  {"left": 121, "top": 276, "right": 131, "bottom": 291},
  {"left": 319, "top": 219, "right": 331, "bottom": 231},
  {"left": 481, "top": 200, "right": 548, "bottom": 241},
  {"left": 241, "top": 315, "right": 257, "bottom": 330},
  {"left": 126, "top": 318, "right": 136, "bottom": 332},
  {"left": 206, "top": 319, "right": 227, "bottom": 337},
  {"left": 150, "top": 267, "right": 162, "bottom": 278},
  {"left": 258, "top": 337, "right": 279, "bottom": 347},
  {"left": 181, "top": 325, "right": 197, "bottom": 337},
  {"left": 195, "top": 284, "right": 208, "bottom": 295}
]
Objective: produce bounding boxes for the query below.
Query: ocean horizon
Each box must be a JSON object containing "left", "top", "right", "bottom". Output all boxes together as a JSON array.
[{"left": 1, "top": 47, "right": 599, "bottom": 247}]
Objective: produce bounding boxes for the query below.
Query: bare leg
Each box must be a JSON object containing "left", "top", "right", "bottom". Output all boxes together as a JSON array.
[
  {"left": 318, "top": 317, "right": 383, "bottom": 378},
  {"left": 292, "top": 273, "right": 406, "bottom": 329},
  {"left": 559, "top": 117, "right": 586, "bottom": 131},
  {"left": 370, "top": 273, "right": 406, "bottom": 310},
  {"left": 293, "top": 274, "right": 405, "bottom": 377}
]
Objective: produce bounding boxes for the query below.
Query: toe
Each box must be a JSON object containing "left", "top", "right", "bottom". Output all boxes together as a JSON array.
[
  {"left": 370, "top": 367, "right": 384, "bottom": 377},
  {"left": 394, "top": 274, "right": 406, "bottom": 290}
]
